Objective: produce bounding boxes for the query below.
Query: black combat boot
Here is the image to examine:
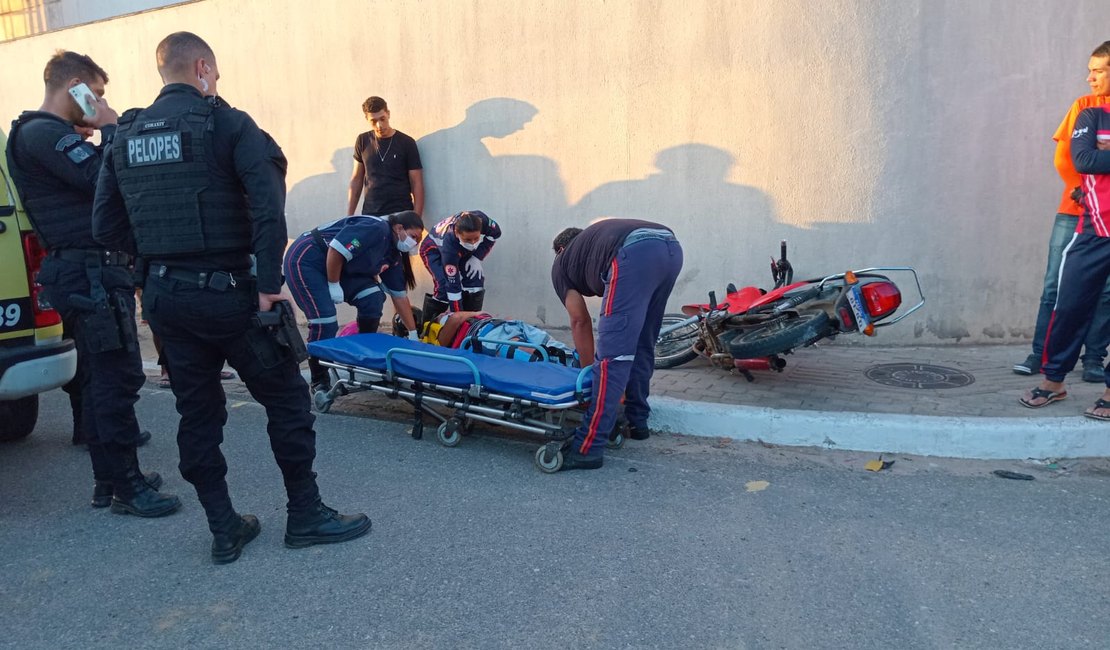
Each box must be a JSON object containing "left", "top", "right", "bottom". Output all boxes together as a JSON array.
[
  {"left": 358, "top": 316, "right": 381, "bottom": 334},
  {"left": 197, "top": 482, "right": 259, "bottom": 564},
  {"left": 284, "top": 474, "right": 371, "bottom": 548},
  {"left": 560, "top": 449, "right": 604, "bottom": 471},
  {"left": 91, "top": 471, "right": 162, "bottom": 508},
  {"left": 211, "top": 515, "right": 261, "bottom": 564},
  {"left": 108, "top": 446, "right": 181, "bottom": 518}
]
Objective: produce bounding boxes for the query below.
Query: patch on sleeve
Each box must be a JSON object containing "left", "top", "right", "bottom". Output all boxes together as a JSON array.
[
  {"left": 346, "top": 238, "right": 360, "bottom": 252},
  {"left": 445, "top": 264, "right": 458, "bottom": 277},
  {"left": 54, "top": 133, "right": 82, "bottom": 151}
]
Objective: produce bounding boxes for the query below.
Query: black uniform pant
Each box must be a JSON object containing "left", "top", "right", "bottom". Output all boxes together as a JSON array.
[
  {"left": 37, "top": 258, "right": 146, "bottom": 481},
  {"left": 141, "top": 274, "right": 317, "bottom": 497}
]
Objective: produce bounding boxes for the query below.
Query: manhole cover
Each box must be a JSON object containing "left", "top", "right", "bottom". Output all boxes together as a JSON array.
[{"left": 864, "top": 363, "right": 975, "bottom": 389}]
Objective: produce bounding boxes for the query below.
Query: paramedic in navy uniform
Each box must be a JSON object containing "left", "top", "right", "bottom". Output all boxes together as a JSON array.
[
  {"left": 549, "top": 219, "right": 683, "bottom": 470},
  {"left": 418, "top": 210, "right": 502, "bottom": 317},
  {"left": 283, "top": 210, "right": 425, "bottom": 391},
  {"left": 92, "top": 31, "right": 370, "bottom": 564}
]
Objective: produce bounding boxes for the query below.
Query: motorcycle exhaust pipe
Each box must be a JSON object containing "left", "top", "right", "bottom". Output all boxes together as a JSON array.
[{"left": 734, "top": 356, "right": 787, "bottom": 371}]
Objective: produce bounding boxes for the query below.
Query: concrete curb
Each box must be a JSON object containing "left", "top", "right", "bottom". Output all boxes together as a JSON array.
[{"left": 648, "top": 396, "right": 1110, "bottom": 460}]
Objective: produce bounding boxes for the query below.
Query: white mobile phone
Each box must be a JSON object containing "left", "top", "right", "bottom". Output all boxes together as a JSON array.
[{"left": 67, "top": 82, "right": 97, "bottom": 118}]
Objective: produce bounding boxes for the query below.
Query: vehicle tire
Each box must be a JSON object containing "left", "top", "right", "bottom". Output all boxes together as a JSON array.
[
  {"left": 655, "top": 314, "right": 700, "bottom": 369},
  {"left": 728, "top": 311, "right": 831, "bottom": 359},
  {"left": 0, "top": 395, "right": 38, "bottom": 442}
]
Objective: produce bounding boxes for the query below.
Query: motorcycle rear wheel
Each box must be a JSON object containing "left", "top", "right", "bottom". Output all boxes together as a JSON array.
[
  {"left": 727, "top": 311, "right": 831, "bottom": 359},
  {"left": 655, "top": 314, "right": 700, "bottom": 369}
]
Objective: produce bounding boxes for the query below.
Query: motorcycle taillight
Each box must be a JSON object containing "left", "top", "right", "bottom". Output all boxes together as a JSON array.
[{"left": 861, "top": 281, "right": 901, "bottom": 319}]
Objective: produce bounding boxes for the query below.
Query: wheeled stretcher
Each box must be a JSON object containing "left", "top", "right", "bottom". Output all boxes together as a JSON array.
[{"left": 306, "top": 334, "right": 621, "bottom": 471}]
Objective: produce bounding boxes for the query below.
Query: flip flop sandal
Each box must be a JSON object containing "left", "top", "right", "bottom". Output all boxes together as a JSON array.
[
  {"left": 157, "top": 377, "right": 172, "bottom": 389},
  {"left": 219, "top": 370, "right": 236, "bottom": 380},
  {"left": 1019, "top": 387, "right": 1068, "bottom": 409},
  {"left": 1083, "top": 398, "right": 1110, "bottom": 421}
]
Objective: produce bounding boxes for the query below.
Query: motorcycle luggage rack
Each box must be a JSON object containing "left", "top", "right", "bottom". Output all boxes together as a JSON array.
[{"left": 814, "top": 266, "right": 925, "bottom": 328}]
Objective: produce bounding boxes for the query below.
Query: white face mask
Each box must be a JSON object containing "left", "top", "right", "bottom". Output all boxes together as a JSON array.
[
  {"left": 396, "top": 235, "right": 417, "bottom": 253},
  {"left": 459, "top": 240, "right": 479, "bottom": 251}
]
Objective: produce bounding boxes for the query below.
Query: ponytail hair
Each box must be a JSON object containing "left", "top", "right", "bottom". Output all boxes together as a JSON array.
[
  {"left": 386, "top": 210, "right": 424, "bottom": 290},
  {"left": 454, "top": 210, "right": 485, "bottom": 234}
]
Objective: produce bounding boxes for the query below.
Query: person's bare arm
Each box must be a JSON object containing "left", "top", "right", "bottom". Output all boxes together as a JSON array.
[
  {"left": 437, "top": 310, "right": 482, "bottom": 345},
  {"left": 347, "top": 161, "right": 365, "bottom": 215},
  {"left": 408, "top": 168, "right": 424, "bottom": 216},
  {"left": 563, "top": 290, "right": 594, "bottom": 366},
  {"left": 391, "top": 295, "right": 417, "bottom": 331},
  {"left": 326, "top": 248, "right": 346, "bottom": 282}
]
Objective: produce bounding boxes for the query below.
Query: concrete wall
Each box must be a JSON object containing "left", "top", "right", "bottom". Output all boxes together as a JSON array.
[{"left": 0, "top": 0, "right": 1103, "bottom": 342}]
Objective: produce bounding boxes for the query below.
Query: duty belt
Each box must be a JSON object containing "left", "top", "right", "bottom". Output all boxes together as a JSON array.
[
  {"left": 149, "top": 264, "right": 251, "bottom": 291},
  {"left": 51, "top": 248, "right": 134, "bottom": 267}
]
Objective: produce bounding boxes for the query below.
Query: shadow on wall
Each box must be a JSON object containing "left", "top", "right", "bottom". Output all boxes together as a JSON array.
[
  {"left": 418, "top": 98, "right": 571, "bottom": 323},
  {"left": 286, "top": 146, "right": 353, "bottom": 234}
]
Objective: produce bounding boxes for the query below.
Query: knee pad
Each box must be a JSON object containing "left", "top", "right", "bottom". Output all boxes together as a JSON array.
[
  {"left": 422, "top": 293, "right": 449, "bottom": 323},
  {"left": 461, "top": 290, "right": 485, "bottom": 312}
]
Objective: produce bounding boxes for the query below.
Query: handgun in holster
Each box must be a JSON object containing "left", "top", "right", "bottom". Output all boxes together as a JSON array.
[{"left": 252, "top": 300, "right": 308, "bottom": 363}]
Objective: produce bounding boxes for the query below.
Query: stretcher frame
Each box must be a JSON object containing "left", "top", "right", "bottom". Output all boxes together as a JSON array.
[{"left": 310, "top": 340, "right": 624, "bottom": 466}]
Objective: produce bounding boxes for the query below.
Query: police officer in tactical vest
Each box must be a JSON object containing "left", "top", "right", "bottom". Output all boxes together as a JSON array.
[
  {"left": 92, "top": 32, "right": 371, "bottom": 564},
  {"left": 6, "top": 50, "right": 180, "bottom": 517}
]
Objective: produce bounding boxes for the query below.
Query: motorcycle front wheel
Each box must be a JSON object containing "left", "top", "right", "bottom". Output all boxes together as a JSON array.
[
  {"left": 727, "top": 311, "right": 831, "bottom": 359},
  {"left": 655, "top": 314, "right": 701, "bottom": 369}
]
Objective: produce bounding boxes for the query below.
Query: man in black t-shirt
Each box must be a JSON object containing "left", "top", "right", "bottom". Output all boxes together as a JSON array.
[
  {"left": 347, "top": 96, "right": 424, "bottom": 217},
  {"left": 548, "top": 219, "right": 684, "bottom": 471}
]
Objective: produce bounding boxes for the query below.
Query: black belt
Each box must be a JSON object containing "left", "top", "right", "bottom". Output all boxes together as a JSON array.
[
  {"left": 149, "top": 264, "right": 251, "bottom": 291},
  {"left": 51, "top": 248, "right": 134, "bottom": 267}
]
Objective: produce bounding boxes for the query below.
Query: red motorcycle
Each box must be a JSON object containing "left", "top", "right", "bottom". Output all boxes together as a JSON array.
[{"left": 654, "top": 241, "right": 924, "bottom": 379}]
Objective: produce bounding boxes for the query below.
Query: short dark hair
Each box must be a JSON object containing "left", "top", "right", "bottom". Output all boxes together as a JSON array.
[
  {"left": 156, "top": 31, "right": 214, "bottom": 77},
  {"left": 454, "top": 210, "right": 485, "bottom": 234},
  {"left": 43, "top": 50, "right": 108, "bottom": 90},
  {"left": 552, "top": 227, "right": 583, "bottom": 253},
  {"left": 1093, "top": 41, "right": 1110, "bottom": 59},
  {"left": 362, "top": 96, "right": 388, "bottom": 115}
]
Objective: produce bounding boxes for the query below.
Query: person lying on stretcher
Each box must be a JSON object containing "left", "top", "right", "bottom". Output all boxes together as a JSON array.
[{"left": 361, "top": 308, "right": 580, "bottom": 366}]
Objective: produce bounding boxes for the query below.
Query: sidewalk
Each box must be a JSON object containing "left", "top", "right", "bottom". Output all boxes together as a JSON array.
[{"left": 136, "top": 326, "right": 1110, "bottom": 461}]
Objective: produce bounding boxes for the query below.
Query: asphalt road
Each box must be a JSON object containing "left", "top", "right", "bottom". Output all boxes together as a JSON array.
[{"left": 1, "top": 387, "right": 1108, "bottom": 649}]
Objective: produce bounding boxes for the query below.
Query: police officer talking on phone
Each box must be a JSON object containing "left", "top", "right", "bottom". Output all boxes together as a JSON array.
[
  {"left": 6, "top": 51, "right": 180, "bottom": 517},
  {"left": 92, "top": 32, "right": 371, "bottom": 564}
]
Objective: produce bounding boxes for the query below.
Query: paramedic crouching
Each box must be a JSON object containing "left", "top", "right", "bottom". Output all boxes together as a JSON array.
[
  {"left": 283, "top": 210, "right": 424, "bottom": 391},
  {"left": 548, "top": 219, "right": 683, "bottom": 471}
]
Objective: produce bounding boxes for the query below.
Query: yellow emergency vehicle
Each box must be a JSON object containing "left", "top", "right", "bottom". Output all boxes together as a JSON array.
[{"left": 0, "top": 131, "right": 77, "bottom": 441}]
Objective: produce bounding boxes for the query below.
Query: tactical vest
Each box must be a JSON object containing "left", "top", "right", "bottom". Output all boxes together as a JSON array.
[
  {"left": 6, "top": 114, "right": 93, "bottom": 250},
  {"left": 112, "top": 101, "right": 251, "bottom": 257}
]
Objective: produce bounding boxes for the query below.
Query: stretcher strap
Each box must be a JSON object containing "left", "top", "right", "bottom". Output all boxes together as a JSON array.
[{"left": 411, "top": 381, "right": 424, "bottom": 440}]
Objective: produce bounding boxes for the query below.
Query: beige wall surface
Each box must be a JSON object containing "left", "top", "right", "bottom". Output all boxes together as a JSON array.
[{"left": 0, "top": 0, "right": 1103, "bottom": 342}]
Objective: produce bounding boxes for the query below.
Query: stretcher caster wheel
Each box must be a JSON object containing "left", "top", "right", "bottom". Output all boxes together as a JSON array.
[
  {"left": 436, "top": 419, "right": 462, "bottom": 447},
  {"left": 534, "top": 442, "right": 564, "bottom": 473},
  {"left": 313, "top": 390, "right": 333, "bottom": 414},
  {"left": 606, "top": 431, "right": 625, "bottom": 450}
]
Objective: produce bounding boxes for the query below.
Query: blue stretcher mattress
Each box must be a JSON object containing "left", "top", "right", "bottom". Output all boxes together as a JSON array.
[{"left": 308, "top": 334, "right": 592, "bottom": 405}]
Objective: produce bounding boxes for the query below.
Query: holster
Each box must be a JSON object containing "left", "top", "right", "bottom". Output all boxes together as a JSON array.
[
  {"left": 252, "top": 301, "right": 308, "bottom": 363},
  {"left": 67, "top": 264, "right": 136, "bottom": 353}
]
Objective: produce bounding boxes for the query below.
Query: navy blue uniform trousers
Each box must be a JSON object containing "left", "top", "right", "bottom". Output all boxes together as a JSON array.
[
  {"left": 575, "top": 236, "right": 683, "bottom": 457},
  {"left": 1043, "top": 232, "right": 1110, "bottom": 384}
]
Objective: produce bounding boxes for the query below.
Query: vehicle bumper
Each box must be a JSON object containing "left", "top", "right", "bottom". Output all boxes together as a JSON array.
[{"left": 0, "top": 338, "right": 77, "bottom": 400}]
